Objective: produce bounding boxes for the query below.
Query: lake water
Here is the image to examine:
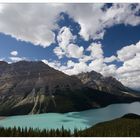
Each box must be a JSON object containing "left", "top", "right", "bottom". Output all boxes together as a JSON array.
[{"left": 0, "top": 102, "right": 140, "bottom": 131}]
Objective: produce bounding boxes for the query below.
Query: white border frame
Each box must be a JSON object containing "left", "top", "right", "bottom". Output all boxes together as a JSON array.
[{"left": 0, "top": 0, "right": 140, "bottom": 3}]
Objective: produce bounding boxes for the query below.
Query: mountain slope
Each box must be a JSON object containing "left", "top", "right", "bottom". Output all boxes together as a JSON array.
[
  {"left": 76, "top": 71, "right": 139, "bottom": 97},
  {"left": 0, "top": 61, "right": 83, "bottom": 115},
  {"left": 78, "top": 113, "right": 140, "bottom": 137},
  {"left": 0, "top": 61, "right": 139, "bottom": 116}
]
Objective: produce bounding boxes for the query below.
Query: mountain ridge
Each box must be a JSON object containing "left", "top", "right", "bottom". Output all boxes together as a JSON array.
[
  {"left": 75, "top": 71, "right": 139, "bottom": 97},
  {"left": 0, "top": 60, "right": 139, "bottom": 116}
]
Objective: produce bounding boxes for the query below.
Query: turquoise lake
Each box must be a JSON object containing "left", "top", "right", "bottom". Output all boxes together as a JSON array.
[{"left": 0, "top": 102, "right": 140, "bottom": 131}]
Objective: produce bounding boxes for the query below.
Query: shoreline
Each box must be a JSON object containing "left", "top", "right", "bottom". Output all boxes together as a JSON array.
[{"left": 0, "top": 116, "right": 6, "bottom": 120}]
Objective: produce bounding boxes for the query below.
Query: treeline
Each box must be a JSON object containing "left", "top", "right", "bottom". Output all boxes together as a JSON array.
[
  {"left": 0, "top": 114, "right": 140, "bottom": 137},
  {"left": 0, "top": 126, "right": 72, "bottom": 137}
]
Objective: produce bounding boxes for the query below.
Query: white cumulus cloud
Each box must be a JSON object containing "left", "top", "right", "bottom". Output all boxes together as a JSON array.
[
  {"left": 117, "top": 41, "right": 140, "bottom": 62},
  {"left": 0, "top": 4, "right": 140, "bottom": 47},
  {"left": 10, "top": 50, "right": 18, "bottom": 56},
  {"left": 104, "top": 55, "right": 117, "bottom": 63},
  {"left": 67, "top": 44, "right": 84, "bottom": 58},
  {"left": 87, "top": 42, "right": 104, "bottom": 59},
  {"left": 54, "top": 26, "right": 84, "bottom": 59},
  {"left": 9, "top": 56, "right": 26, "bottom": 62},
  {"left": 66, "top": 3, "right": 140, "bottom": 41},
  {"left": 0, "top": 4, "right": 64, "bottom": 47}
]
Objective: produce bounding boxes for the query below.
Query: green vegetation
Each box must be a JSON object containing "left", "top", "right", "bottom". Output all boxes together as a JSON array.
[
  {"left": 0, "top": 113, "right": 140, "bottom": 137},
  {"left": 0, "top": 126, "right": 71, "bottom": 137},
  {"left": 78, "top": 113, "right": 140, "bottom": 137}
]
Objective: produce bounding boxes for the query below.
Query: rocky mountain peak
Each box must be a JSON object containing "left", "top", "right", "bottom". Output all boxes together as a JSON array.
[{"left": 76, "top": 70, "right": 127, "bottom": 94}]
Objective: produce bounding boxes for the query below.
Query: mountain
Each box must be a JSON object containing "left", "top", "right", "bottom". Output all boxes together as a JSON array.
[
  {"left": 76, "top": 71, "right": 139, "bottom": 97},
  {"left": 0, "top": 61, "right": 139, "bottom": 116}
]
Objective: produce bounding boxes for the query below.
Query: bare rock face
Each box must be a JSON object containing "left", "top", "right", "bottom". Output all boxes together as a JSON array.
[
  {"left": 0, "top": 61, "right": 82, "bottom": 95},
  {"left": 0, "top": 61, "right": 83, "bottom": 115},
  {"left": 76, "top": 71, "right": 132, "bottom": 95},
  {"left": 0, "top": 61, "right": 139, "bottom": 116}
]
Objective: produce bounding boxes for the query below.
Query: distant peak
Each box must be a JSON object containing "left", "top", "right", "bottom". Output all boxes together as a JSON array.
[
  {"left": 0, "top": 61, "right": 8, "bottom": 65},
  {"left": 77, "top": 70, "right": 103, "bottom": 77}
]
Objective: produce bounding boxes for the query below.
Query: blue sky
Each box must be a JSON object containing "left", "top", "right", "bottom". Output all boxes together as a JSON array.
[
  {"left": 1, "top": 23, "right": 140, "bottom": 64},
  {"left": 0, "top": 3, "right": 140, "bottom": 90}
]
